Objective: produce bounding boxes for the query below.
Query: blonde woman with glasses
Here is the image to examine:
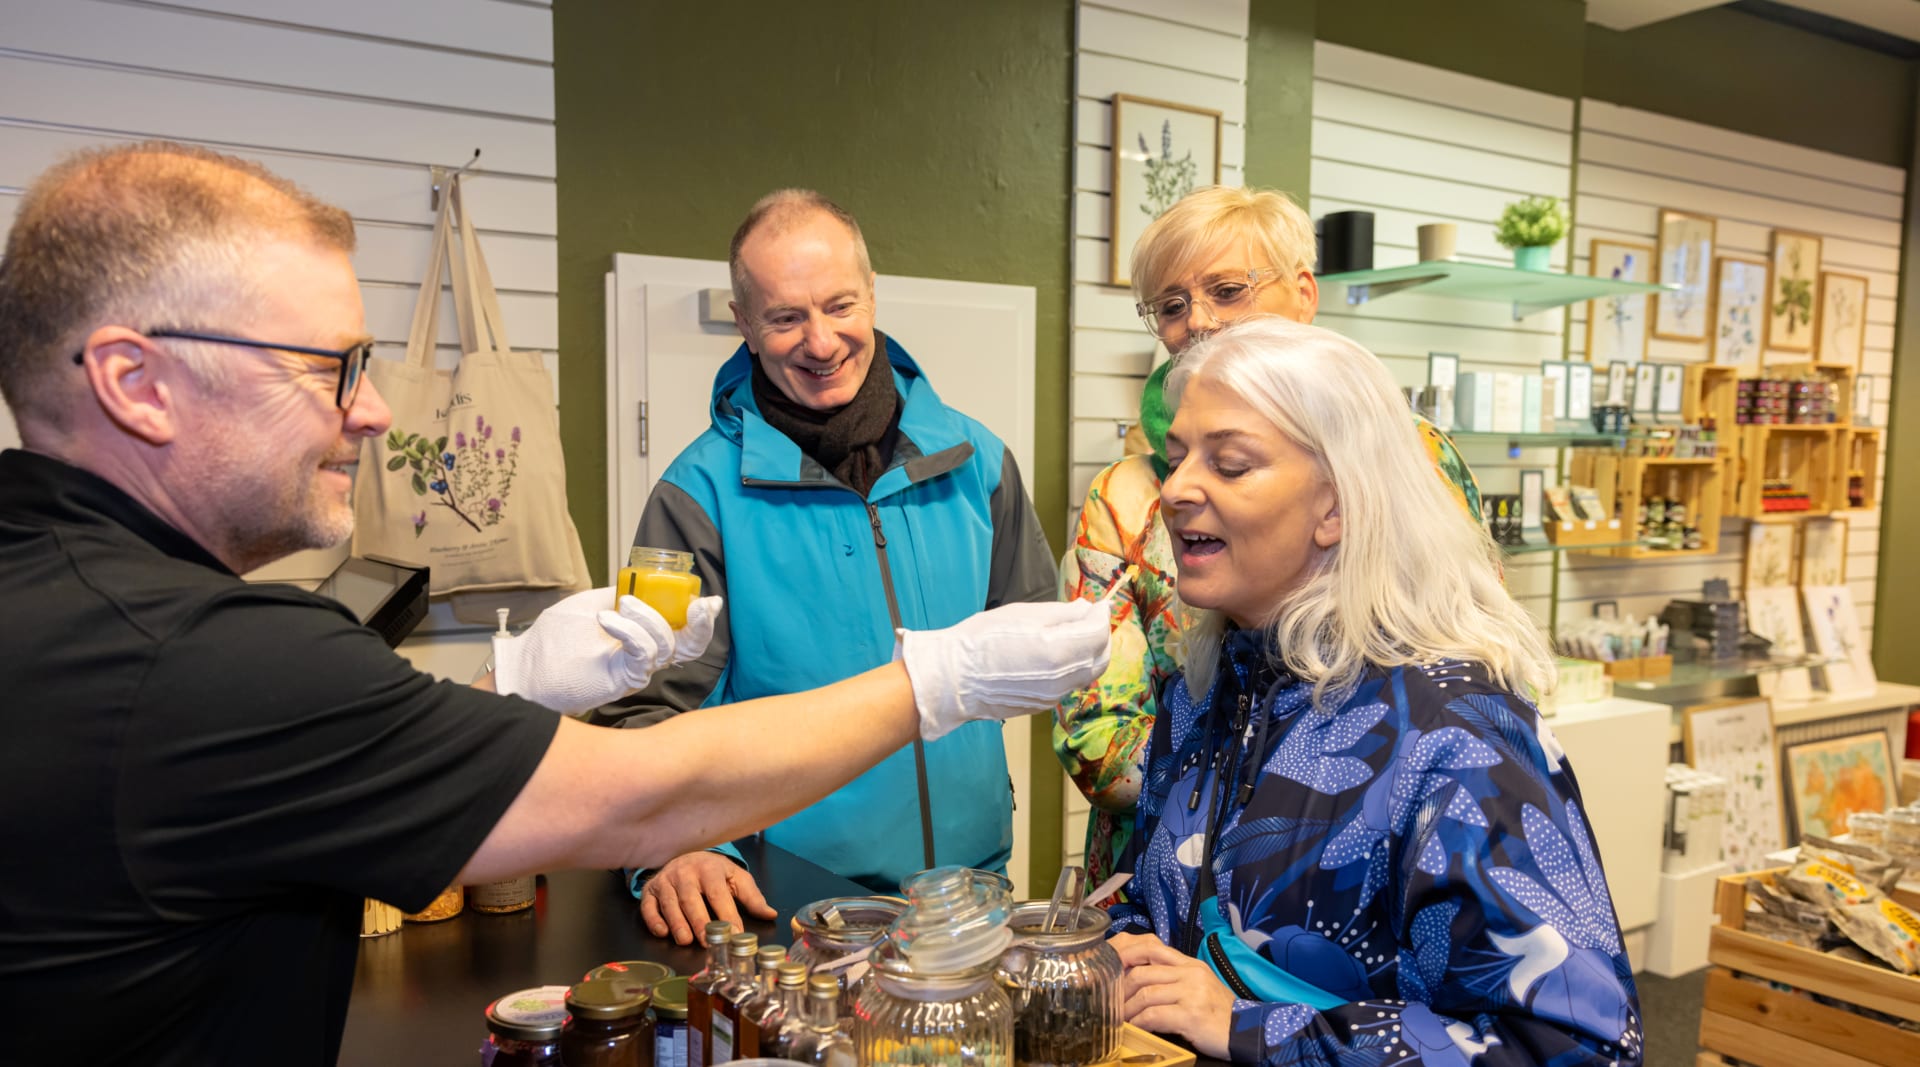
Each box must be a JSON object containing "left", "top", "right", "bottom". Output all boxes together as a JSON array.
[{"left": 1056, "top": 187, "right": 1481, "bottom": 889}]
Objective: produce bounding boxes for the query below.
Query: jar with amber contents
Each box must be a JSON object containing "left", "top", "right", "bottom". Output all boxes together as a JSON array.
[
  {"left": 469, "top": 876, "right": 537, "bottom": 914},
  {"left": 483, "top": 985, "right": 570, "bottom": 1066},
  {"left": 405, "top": 885, "right": 464, "bottom": 923},
  {"left": 618, "top": 548, "right": 702, "bottom": 629},
  {"left": 563, "top": 976, "right": 655, "bottom": 1067}
]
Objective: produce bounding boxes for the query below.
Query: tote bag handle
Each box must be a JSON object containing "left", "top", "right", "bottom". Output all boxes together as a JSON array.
[{"left": 401, "top": 190, "right": 454, "bottom": 370}]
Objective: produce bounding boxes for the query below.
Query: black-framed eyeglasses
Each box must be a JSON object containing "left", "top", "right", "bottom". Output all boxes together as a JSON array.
[
  {"left": 1136, "top": 267, "right": 1283, "bottom": 339},
  {"left": 73, "top": 329, "right": 374, "bottom": 409}
]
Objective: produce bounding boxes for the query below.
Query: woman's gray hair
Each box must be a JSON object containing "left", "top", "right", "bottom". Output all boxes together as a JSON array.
[{"left": 1168, "top": 316, "right": 1555, "bottom": 705}]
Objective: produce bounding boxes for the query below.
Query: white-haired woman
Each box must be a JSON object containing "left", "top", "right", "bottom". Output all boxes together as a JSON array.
[
  {"left": 1107, "top": 318, "right": 1641, "bottom": 1067},
  {"left": 1055, "top": 186, "right": 1481, "bottom": 889}
]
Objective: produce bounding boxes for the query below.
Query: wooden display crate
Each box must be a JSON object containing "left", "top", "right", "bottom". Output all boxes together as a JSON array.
[
  {"left": 1698, "top": 868, "right": 1920, "bottom": 1067},
  {"left": 1610, "top": 455, "right": 1722, "bottom": 558},
  {"left": 1836, "top": 428, "right": 1882, "bottom": 512},
  {"left": 1774, "top": 360, "right": 1856, "bottom": 424},
  {"left": 1731, "top": 425, "right": 1838, "bottom": 519},
  {"left": 1685, "top": 364, "right": 1743, "bottom": 516}
]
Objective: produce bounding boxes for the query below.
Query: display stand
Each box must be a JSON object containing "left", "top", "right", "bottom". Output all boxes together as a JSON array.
[
  {"left": 1731, "top": 425, "right": 1838, "bottom": 518},
  {"left": 1836, "top": 428, "right": 1882, "bottom": 511}
]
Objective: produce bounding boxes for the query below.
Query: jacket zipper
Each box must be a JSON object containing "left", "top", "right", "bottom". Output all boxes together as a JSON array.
[
  {"left": 1205, "top": 932, "right": 1258, "bottom": 1001},
  {"left": 866, "top": 501, "right": 938, "bottom": 870}
]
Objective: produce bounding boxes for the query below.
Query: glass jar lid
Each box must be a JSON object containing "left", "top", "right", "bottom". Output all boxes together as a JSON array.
[
  {"left": 584, "top": 959, "right": 675, "bottom": 986},
  {"left": 1006, "top": 899, "right": 1111, "bottom": 949},
  {"left": 887, "top": 866, "right": 1012, "bottom": 973},
  {"left": 629, "top": 546, "right": 694, "bottom": 572},
  {"left": 486, "top": 985, "right": 572, "bottom": 1041},
  {"left": 567, "top": 976, "right": 653, "bottom": 1021},
  {"left": 651, "top": 976, "right": 690, "bottom": 1020},
  {"left": 797, "top": 896, "right": 906, "bottom": 946}
]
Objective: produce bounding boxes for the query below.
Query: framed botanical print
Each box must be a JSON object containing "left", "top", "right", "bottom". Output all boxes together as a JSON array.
[
  {"left": 1585, "top": 239, "right": 1653, "bottom": 363},
  {"left": 1816, "top": 270, "right": 1870, "bottom": 368},
  {"left": 1110, "top": 94, "right": 1222, "bottom": 288},
  {"left": 1653, "top": 209, "right": 1715, "bottom": 342},
  {"left": 1803, "top": 584, "right": 1877, "bottom": 697},
  {"left": 1681, "top": 697, "right": 1782, "bottom": 871},
  {"left": 1766, "top": 229, "right": 1823, "bottom": 352},
  {"left": 1800, "top": 515, "right": 1847, "bottom": 586},
  {"left": 1745, "top": 520, "right": 1795, "bottom": 589},
  {"left": 1745, "top": 585, "right": 1812, "bottom": 701},
  {"left": 1709, "top": 253, "right": 1768, "bottom": 371}
]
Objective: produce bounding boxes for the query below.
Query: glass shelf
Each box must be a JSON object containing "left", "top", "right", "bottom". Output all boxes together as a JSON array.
[
  {"left": 1448, "top": 430, "right": 1629, "bottom": 449},
  {"left": 1502, "top": 539, "right": 1649, "bottom": 556},
  {"left": 1319, "top": 260, "right": 1675, "bottom": 319},
  {"left": 1622, "top": 652, "right": 1837, "bottom": 693}
]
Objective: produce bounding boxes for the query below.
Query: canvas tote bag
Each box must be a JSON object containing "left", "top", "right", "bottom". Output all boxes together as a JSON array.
[{"left": 352, "top": 176, "right": 586, "bottom": 600}]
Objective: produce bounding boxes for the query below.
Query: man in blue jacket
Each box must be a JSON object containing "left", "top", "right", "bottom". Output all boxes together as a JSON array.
[{"left": 607, "top": 189, "right": 1058, "bottom": 941}]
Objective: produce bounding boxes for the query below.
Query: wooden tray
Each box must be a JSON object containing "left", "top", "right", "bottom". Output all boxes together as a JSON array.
[{"left": 1090, "top": 1023, "right": 1197, "bottom": 1067}]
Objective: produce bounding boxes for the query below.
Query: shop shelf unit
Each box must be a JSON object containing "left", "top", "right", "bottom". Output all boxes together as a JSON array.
[
  {"left": 1567, "top": 451, "right": 1722, "bottom": 559},
  {"left": 1772, "top": 360, "right": 1856, "bottom": 425},
  {"left": 1730, "top": 424, "right": 1839, "bottom": 519},
  {"left": 1684, "top": 363, "right": 1742, "bottom": 514},
  {"left": 1317, "top": 260, "right": 1671, "bottom": 320},
  {"left": 1836, "top": 427, "right": 1883, "bottom": 512}
]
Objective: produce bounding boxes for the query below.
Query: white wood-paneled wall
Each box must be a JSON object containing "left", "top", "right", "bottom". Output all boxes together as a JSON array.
[
  {"left": 1568, "top": 100, "right": 1900, "bottom": 644},
  {"left": 1063, "top": 0, "right": 1251, "bottom": 867},
  {"left": 1309, "top": 42, "right": 1576, "bottom": 629},
  {"left": 0, "top": 0, "right": 557, "bottom": 456}
]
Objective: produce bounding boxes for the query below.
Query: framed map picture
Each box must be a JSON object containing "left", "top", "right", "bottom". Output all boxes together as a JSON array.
[
  {"left": 1654, "top": 209, "right": 1715, "bottom": 341},
  {"left": 1782, "top": 730, "right": 1896, "bottom": 842},
  {"left": 1766, "top": 230, "right": 1823, "bottom": 352},
  {"left": 1816, "top": 270, "right": 1870, "bottom": 368},
  {"left": 1586, "top": 239, "right": 1653, "bottom": 364},
  {"left": 1710, "top": 253, "right": 1768, "bottom": 371}
]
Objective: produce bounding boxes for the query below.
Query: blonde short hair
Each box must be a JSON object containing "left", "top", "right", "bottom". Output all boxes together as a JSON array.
[
  {"left": 0, "top": 140, "right": 355, "bottom": 430},
  {"left": 1129, "top": 186, "right": 1315, "bottom": 301},
  {"left": 1168, "top": 317, "right": 1555, "bottom": 706}
]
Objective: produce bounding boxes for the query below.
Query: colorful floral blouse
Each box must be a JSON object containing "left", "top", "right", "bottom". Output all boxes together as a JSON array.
[
  {"left": 1057, "top": 417, "right": 1483, "bottom": 887},
  {"left": 1109, "top": 632, "right": 1642, "bottom": 1066}
]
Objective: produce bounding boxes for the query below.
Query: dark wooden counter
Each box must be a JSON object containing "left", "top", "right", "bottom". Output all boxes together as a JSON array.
[{"left": 340, "top": 839, "right": 867, "bottom": 1065}]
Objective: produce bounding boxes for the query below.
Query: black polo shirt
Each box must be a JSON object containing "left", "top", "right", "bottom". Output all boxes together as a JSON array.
[{"left": 0, "top": 449, "right": 560, "bottom": 1065}]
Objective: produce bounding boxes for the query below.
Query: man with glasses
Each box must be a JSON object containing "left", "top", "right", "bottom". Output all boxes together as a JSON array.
[
  {"left": 1052, "top": 185, "right": 1483, "bottom": 892},
  {"left": 0, "top": 142, "right": 1110, "bottom": 1064}
]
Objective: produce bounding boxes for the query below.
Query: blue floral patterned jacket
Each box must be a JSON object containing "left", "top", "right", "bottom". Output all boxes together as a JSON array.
[{"left": 1109, "top": 630, "right": 1643, "bottom": 1067}]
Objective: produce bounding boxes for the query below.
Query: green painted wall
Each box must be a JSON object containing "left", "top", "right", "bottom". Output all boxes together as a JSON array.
[
  {"left": 1245, "top": 0, "right": 1316, "bottom": 198},
  {"left": 552, "top": 0, "right": 1076, "bottom": 883},
  {"left": 1313, "top": 0, "right": 1587, "bottom": 99},
  {"left": 1879, "top": 89, "right": 1920, "bottom": 686},
  {"left": 1586, "top": 8, "right": 1914, "bottom": 169}
]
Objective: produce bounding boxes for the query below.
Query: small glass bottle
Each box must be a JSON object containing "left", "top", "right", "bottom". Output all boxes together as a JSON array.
[
  {"left": 781, "top": 974, "right": 856, "bottom": 1067},
  {"left": 763, "top": 963, "right": 811, "bottom": 1060},
  {"left": 736, "top": 944, "right": 787, "bottom": 1058},
  {"left": 712, "top": 932, "right": 761, "bottom": 1065},
  {"left": 618, "top": 547, "right": 703, "bottom": 629},
  {"left": 482, "top": 985, "right": 570, "bottom": 1066},
  {"left": 562, "top": 976, "right": 655, "bottom": 1067},
  {"left": 653, "top": 976, "right": 691, "bottom": 1067},
  {"left": 687, "top": 922, "right": 734, "bottom": 1067}
]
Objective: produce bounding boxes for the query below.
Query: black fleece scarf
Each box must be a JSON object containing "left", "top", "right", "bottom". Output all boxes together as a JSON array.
[{"left": 748, "top": 330, "right": 902, "bottom": 497}]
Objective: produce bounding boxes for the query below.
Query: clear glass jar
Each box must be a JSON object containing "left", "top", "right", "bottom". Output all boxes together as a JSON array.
[
  {"left": 483, "top": 985, "right": 570, "bottom": 1066},
  {"left": 563, "top": 976, "right": 655, "bottom": 1067},
  {"left": 996, "top": 902, "right": 1122, "bottom": 1067},
  {"left": 469, "top": 876, "right": 537, "bottom": 914},
  {"left": 620, "top": 547, "right": 702, "bottom": 629},
  {"left": 854, "top": 942, "right": 1012, "bottom": 1067},
  {"left": 406, "top": 884, "right": 465, "bottom": 923},
  {"left": 854, "top": 867, "right": 1015, "bottom": 1067},
  {"left": 789, "top": 896, "right": 905, "bottom": 1023}
]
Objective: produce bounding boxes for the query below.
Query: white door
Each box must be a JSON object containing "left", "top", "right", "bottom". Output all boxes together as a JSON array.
[{"left": 604, "top": 252, "right": 1041, "bottom": 894}]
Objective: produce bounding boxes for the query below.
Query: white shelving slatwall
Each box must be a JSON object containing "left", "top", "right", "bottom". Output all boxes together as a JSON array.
[
  {"left": 1064, "top": 0, "right": 1250, "bottom": 867},
  {"left": 0, "top": 0, "right": 557, "bottom": 466},
  {"left": 1568, "top": 100, "right": 1900, "bottom": 646},
  {"left": 1309, "top": 41, "right": 1575, "bottom": 628}
]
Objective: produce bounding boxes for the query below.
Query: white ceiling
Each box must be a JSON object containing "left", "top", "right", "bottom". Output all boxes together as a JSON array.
[{"left": 1587, "top": 0, "right": 1920, "bottom": 42}]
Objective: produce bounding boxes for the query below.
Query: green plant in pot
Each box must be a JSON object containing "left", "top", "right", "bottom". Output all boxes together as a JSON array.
[{"left": 1495, "top": 195, "right": 1568, "bottom": 271}]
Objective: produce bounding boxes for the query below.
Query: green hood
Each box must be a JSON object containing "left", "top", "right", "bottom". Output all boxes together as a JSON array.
[{"left": 1139, "top": 359, "right": 1174, "bottom": 478}]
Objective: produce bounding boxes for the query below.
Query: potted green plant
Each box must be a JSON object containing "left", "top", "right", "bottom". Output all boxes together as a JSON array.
[{"left": 1495, "top": 195, "right": 1568, "bottom": 271}]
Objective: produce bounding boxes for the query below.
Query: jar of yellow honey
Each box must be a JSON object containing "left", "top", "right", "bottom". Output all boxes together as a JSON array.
[{"left": 617, "top": 548, "right": 702, "bottom": 629}]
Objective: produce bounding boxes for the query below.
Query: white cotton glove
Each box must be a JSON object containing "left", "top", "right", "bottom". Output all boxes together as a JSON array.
[
  {"left": 492, "top": 587, "right": 680, "bottom": 713},
  {"left": 896, "top": 600, "right": 1113, "bottom": 740},
  {"left": 673, "top": 595, "right": 723, "bottom": 666}
]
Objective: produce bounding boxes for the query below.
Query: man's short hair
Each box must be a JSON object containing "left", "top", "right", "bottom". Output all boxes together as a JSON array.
[
  {"left": 727, "top": 189, "right": 872, "bottom": 308},
  {"left": 0, "top": 140, "right": 356, "bottom": 430}
]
